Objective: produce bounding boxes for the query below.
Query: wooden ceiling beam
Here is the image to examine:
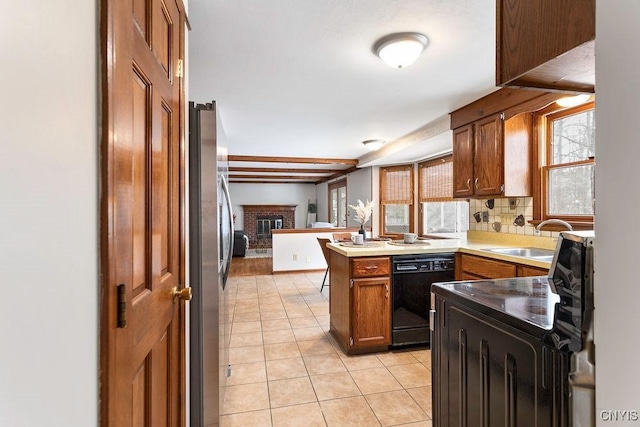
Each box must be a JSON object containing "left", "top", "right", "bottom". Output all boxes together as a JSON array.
[
  {"left": 229, "top": 155, "right": 358, "bottom": 166},
  {"left": 229, "top": 174, "right": 324, "bottom": 180},
  {"left": 316, "top": 166, "right": 359, "bottom": 184},
  {"left": 229, "top": 180, "right": 318, "bottom": 184},
  {"left": 229, "top": 166, "right": 345, "bottom": 174}
]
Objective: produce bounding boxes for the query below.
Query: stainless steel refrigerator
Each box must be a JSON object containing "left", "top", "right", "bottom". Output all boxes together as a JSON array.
[{"left": 189, "top": 101, "right": 234, "bottom": 426}]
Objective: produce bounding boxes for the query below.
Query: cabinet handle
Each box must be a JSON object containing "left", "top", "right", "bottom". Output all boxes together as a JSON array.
[
  {"left": 506, "top": 354, "right": 517, "bottom": 427},
  {"left": 364, "top": 266, "right": 378, "bottom": 270},
  {"left": 474, "top": 177, "right": 479, "bottom": 189},
  {"left": 466, "top": 178, "right": 471, "bottom": 190},
  {"left": 385, "top": 284, "right": 389, "bottom": 298},
  {"left": 481, "top": 340, "right": 489, "bottom": 427}
]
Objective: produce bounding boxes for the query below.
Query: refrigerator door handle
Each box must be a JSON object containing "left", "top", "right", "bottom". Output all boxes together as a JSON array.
[{"left": 221, "top": 174, "right": 234, "bottom": 286}]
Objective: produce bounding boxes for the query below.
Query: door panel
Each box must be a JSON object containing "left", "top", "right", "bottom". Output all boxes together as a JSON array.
[
  {"left": 452, "top": 125, "right": 474, "bottom": 198},
  {"left": 474, "top": 114, "right": 504, "bottom": 196},
  {"left": 352, "top": 277, "right": 391, "bottom": 348},
  {"left": 101, "top": 0, "right": 185, "bottom": 425}
]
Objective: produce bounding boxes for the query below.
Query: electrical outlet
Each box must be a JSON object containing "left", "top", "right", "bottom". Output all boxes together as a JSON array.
[
  {"left": 292, "top": 254, "right": 297, "bottom": 261},
  {"left": 305, "top": 257, "right": 310, "bottom": 263},
  {"left": 481, "top": 211, "right": 489, "bottom": 222}
]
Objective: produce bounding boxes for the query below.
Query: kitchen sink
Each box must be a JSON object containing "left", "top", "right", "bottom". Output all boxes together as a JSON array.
[{"left": 482, "top": 247, "right": 555, "bottom": 262}]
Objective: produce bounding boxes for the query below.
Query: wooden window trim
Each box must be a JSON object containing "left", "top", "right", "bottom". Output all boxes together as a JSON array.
[
  {"left": 328, "top": 179, "right": 347, "bottom": 226},
  {"left": 418, "top": 155, "right": 453, "bottom": 236},
  {"left": 379, "top": 164, "right": 414, "bottom": 237},
  {"left": 532, "top": 102, "right": 595, "bottom": 230}
]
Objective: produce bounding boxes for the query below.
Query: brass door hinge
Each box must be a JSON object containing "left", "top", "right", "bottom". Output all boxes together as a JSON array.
[
  {"left": 349, "top": 337, "right": 354, "bottom": 346},
  {"left": 177, "top": 59, "right": 184, "bottom": 78},
  {"left": 350, "top": 279, "right": 354, "bottom": 289}
]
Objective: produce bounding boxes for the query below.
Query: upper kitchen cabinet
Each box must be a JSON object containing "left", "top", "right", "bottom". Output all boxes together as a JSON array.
[
  {"left": 452, "top": 112, "right": 531, "bottom": 198},
  {"left": 496, "top": 0, "right": 595, "bottom": 93},
  {"left": 450, "top": 88, "right": 565, "bottom": 199}
]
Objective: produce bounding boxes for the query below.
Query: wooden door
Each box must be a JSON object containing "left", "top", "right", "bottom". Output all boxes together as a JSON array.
[
  {"left": 452, "top": 124, "right": 475, "bottom": 198},
  {"left": 474, "top": 114, "right": 504, "bottom": 196},
  {"left": 351, "top": 277, "right": 391, "bottom": 349},
  {"left": 101, "top": 0, "right": 186, "bottom": 425}
]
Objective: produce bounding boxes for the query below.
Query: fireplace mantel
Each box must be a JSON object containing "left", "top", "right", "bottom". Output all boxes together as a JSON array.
[{"left": 242, "top": 204, "right": 297, "bottom": 211}]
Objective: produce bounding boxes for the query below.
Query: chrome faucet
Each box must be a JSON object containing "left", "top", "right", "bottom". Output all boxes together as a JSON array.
[{"left": 535, "top": 219, "right": 573, "bottom": 234}]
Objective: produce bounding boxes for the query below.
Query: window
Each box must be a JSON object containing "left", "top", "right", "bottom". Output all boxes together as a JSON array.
[
  {"left": 418, "top": 156, "right": 468, "bottom": 234},
  {"left": 543, "top": 102, "right": 595, "bottom": 221},
  {"left": 328, "top": 180, "right": 347, "bottom": 227},
  {"left": 380, "top": 165, "right": 413, "bottom": 236}
]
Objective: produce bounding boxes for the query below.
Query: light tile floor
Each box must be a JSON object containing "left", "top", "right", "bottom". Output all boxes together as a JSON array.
[{"left": 221, "top": 271, "right": 433, "bottom": 427}]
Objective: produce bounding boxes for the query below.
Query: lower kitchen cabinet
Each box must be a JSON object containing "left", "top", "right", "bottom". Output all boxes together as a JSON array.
[
  {"left": 432, "top": 295, "right": 568, "bottom": 426},
  {"left": 456, "top": 253, "right": 548, "bottom": 280},
  {"left": 351, "top": 276, "right": 391, "bottom": 349},
  {"left": 329, "top": 252, "right": 391, "bottom": 354},
  {"left": 517, "top": 264, "right": 549, "bottom": 277}
]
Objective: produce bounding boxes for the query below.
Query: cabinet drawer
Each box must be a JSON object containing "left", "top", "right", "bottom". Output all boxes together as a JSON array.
[
  {"left": 460, "top": 254, "right": 516, "bottom": 279},
  {"left": 351, "top": 257, "right": 390, "bottom": 278},
  {"left": 517, "top": 265, "right": 549, "bottom": 277}
]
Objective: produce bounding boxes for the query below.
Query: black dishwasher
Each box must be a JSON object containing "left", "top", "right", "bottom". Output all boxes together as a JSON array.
[{"left": 392, "top": 253, "right": 455, "bottom": 347}]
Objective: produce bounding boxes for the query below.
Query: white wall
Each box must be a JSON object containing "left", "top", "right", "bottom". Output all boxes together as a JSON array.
[
  {"left": 346, "top": 167, "right": 374, "bottom": 228},
  {"left": 315, "top": 182, "right": 329, "bottom": 222},
  {"left": 316, "top": 167, "right": 375, "bottom": 229},
  {"left": 0, "top": 2, "right": 98, "bottom": 426},
  {"left": 229, "top": 183, "right": 317, "bottom": 229},
  {"left": 272, "top": 231, "right": 351, "bottom": 272},
  {"left": 594, "top": 1, "right": 640, "bottom": 422}
]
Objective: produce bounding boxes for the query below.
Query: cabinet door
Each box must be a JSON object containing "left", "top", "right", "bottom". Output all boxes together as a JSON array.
[
  {"left": 445, "top": 303, "right": 553, "bottom": 426},
  {"left": 452, "top": 124, "right": 474, "bottom": 198},
  {"left": 496, "top": 0, "right": 595, "bottom": 92},
  {"left": 351, "top": 277, "right": 391, "bottom": 349},
  {"left": 474, "top": 114, "right": 504, "bottom": 196}
]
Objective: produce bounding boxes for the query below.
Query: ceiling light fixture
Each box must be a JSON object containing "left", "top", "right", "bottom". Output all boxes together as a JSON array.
[
  {"left": 362, "top": 139, "right": 385, "bottom": 151},
  {"left": 373, "top": 32, "right": 429, "bottom": 69},
  {"left": 556, "top": 94, "right": 592, "bottom": 108}
]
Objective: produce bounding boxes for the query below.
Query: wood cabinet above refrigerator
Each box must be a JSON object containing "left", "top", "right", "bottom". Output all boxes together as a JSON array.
[{"left": 496, "top": 0, "right": 595, "bottom": 93}]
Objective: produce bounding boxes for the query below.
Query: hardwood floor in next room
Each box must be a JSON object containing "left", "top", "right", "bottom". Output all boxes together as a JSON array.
[{"left": 223, "top": 259, "right": 433, "bottom": 426}]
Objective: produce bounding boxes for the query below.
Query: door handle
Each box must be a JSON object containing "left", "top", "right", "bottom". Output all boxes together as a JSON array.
[{"left": 172, "top": 286, "right": 192, "bottom": 303}]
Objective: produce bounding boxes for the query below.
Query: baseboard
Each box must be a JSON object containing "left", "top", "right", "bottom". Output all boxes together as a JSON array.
[{"left": 272, "top": 268, "right": 325, "bottom": 275}]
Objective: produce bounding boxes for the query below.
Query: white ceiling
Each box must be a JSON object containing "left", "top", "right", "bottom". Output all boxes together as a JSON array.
[{"left": 188, "top": 0, "right": 498, "bottom": 177}]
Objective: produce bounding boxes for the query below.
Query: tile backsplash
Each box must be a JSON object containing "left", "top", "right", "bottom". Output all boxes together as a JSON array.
[{"left": 468, "top": 197, "right": 556, "bottom": 238}]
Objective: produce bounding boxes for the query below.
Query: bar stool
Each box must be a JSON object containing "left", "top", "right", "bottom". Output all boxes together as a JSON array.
[{"left": 317, "top": 237, "right": 332, "bottom": 292}]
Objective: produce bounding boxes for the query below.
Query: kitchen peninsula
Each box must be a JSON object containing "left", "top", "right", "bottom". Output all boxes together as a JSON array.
[{"left": 326, "top": 233, "right": 555, "bottom": 355}]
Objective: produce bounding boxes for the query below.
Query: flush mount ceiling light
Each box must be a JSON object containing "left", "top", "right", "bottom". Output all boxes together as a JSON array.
[
  {"left": 362, "top": 139, "right": 385, "bottom": 151},
  {"left": 373, "top": 32, "right": 429, "bottom": 68},
  {"left": 556, "top": 94, "right": 592, "bottom": 108}
]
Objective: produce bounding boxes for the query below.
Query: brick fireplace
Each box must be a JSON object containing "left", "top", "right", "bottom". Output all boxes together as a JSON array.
[{"left": 242, "top": 204, "right": 296, "bottom": 248}]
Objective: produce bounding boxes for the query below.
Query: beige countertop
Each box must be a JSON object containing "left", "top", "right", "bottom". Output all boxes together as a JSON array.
[{"left": 327, "top": 231, "right": 556, "bottom": 269}]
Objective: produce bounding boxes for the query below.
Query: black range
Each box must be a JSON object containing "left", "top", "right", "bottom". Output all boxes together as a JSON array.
[{"left": 431, "top": 276, "right": 559, "bottom": 339}]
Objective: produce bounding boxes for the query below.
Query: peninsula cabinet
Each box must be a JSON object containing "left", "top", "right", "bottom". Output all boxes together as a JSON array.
[
  {"left": 452, "top": 112, "right": 533, "bottom": 198},
  {"left": 496, "top": 0, "right": 595, "bottom": 93},
  {"left": 329, "top": 253, "right": 391, "bottom": 355}
]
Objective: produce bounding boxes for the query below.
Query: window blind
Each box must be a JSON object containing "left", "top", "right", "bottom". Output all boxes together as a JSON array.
[
  {"left": 380, "top": 165, "right": 413, "bottom": 204},
  {"left": 418, "top": 155, "right": 453, "bottom": 202}
]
